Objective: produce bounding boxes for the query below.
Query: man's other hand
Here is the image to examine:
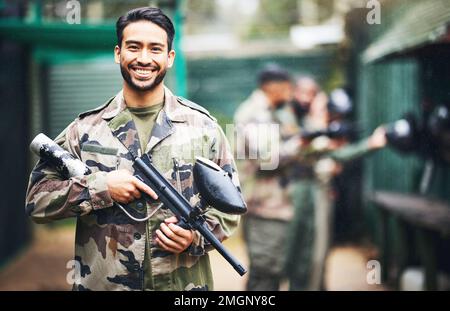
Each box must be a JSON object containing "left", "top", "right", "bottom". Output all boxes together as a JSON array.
[
  {"left": 368, "top": 126, "right": 387, "bottom": 150},
  {"left": 155, "top": 216, "right": 194, "bottom": 254}
]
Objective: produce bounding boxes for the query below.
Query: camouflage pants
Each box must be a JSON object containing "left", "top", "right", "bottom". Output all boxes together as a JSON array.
[
  {"left": 284, "top": 179, "right": 332, "bottom": 291},
  {"left": 243, "top": 216, "right": 289, "bottom": 291},
  {"left": 283, "top": 180, "right": 315, "bottom": 290}
]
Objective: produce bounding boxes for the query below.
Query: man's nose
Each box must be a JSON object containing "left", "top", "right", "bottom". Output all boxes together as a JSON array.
[{"left": 137, "top": 49, "right": 153, "bottom": 65}]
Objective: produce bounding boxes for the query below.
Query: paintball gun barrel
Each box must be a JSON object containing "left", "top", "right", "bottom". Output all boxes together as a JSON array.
[
  {"left": 300, "top": 120, "right": 356, "bottom": 140},
  {"left": 30, "top": 133, "right": 248, "bottom": 276}
]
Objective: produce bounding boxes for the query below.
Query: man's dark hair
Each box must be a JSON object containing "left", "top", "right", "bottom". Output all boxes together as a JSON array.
[
  {"left": 257, "top": 64, "right": 291, "bottom": 86},
  {"left": 116, "top": 7, "right": 175, "bottom": 50}
]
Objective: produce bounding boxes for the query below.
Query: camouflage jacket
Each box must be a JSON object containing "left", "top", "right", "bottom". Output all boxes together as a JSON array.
[
  {"left": 234, "top": 90, "right": 300, "bottom": 221},
  {"left": 25, "top": 87, "right": 241, "bottom": 291}
]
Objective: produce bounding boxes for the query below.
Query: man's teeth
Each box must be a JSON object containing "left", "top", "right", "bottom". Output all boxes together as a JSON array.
[{"left": 135, "top": 68, "right": 152, "bottom": 74}]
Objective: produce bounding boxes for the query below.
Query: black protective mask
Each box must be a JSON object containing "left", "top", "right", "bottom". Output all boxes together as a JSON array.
[
  {"left": 274, "top": 100, "right": 287, "bottom": 109},
  {"left": 291, "top": 100, "right": 310, "bottom": 119}
]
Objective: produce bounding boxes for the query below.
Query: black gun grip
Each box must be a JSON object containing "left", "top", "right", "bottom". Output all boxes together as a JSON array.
[{"left": 175, "top": 218, "right": 191, "bottom": 230}]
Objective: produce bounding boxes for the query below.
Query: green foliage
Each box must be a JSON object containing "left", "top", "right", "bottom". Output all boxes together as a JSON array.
[
  {"left": 185, "top": 0, "right": 217, "bottom": 34},
  {"left": 245, "top": 0, "right": 299, "bottom": 39}
]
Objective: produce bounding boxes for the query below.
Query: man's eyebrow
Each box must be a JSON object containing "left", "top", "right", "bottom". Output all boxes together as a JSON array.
[
  {"left": 124, "top": 40, "right": 142, "bottom": 45},
  {"left": 124, "top": 40, "right": 165, "bottom": 47}
]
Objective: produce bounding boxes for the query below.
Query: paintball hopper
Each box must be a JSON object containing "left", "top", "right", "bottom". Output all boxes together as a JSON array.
[
  {"left": 428, "top": 105, "right": 450, "bottom": 138},
  {"left": 427, "top": 105, "right": 450, "bottom": 163},
  {"left": 385, "top": 114, "right": 418, "bottom": 153},
  {"left": 193, "top": 157, "right": 247, "bottom": 215},
  {"left": 328, "top": 88, "right": 353, "bottom": 116}
]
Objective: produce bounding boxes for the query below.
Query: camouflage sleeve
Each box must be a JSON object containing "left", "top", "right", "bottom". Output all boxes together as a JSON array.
[
  {"left": 25, "top": 121, "right": 114, "bottom": 224},
  {"left": 278, "top": 135, "right": 303, "bottom": 164},
  {"left": 187, "top": 123, "right": 241, "bottom": 256},
  {"left": 327, "top": 138, "right": 374, "bottom": 163}
]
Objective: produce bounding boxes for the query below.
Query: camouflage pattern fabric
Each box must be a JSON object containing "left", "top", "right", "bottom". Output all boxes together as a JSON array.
[
  {"left": 234, "top": 89, "right": 300, "bottom": 222},
  {"left": 25, "top": 87, "right": 241, "bottom": 291},
  {"left": 234, "top": 89, "right": 301, "bottom": 290},
  {"left": 283, "top": 179, "right": 318, "bottom": 290},
  {"left": 243, "top": 216, "right": 289, "bottom": 290},
  {"left": 285, "top": 137, "right": 374, "bottom": 290}
]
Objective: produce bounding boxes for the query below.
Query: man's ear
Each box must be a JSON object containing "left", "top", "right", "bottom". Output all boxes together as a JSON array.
[
  {"left": 167, "top": 50, "right": 176, "bottom": 68},
  {"left": 114, "top": 45, "right": 120, "bottom": 64}
]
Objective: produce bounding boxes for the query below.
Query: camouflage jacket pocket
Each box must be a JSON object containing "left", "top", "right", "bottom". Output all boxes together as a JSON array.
[{"left": 81, "top": 143, "right": 119, "bottom": 173}]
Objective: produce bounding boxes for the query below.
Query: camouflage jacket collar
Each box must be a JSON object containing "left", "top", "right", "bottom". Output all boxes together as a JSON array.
[
  {"left": 104, "top": 87, "right": 186, "bottom": 157},
  {"left": 101, "top": 87, "right": 186, "bottom": 122}
]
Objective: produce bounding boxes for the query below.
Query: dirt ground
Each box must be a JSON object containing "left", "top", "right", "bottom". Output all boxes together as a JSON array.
[{"left": 0, "top": 225, "right": 385, "bottom": 291}]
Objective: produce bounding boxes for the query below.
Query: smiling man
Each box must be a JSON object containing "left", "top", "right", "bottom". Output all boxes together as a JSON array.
[{"left": 25, "top": 7, "right": 241, "bottom": 291}]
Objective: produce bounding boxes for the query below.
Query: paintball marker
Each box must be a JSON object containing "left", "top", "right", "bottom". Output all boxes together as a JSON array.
[
  {"left": 30, "top": 133, "right": 248, "bottom": 276},
  {"left": 385, "top": 105, "right": 450, "bottom": 194},
  {"left": 300, "top": 120, "right": 357, "bottom": 141}
]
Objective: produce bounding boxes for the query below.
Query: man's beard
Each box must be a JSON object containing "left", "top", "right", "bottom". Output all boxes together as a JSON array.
[{"left": 120, "top": 63, "right": 167, "bottom": 92}]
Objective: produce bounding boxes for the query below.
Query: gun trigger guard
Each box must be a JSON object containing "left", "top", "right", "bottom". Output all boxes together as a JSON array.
[{"left": 115, "top": 202, "right": 151, "bottom": 222}]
